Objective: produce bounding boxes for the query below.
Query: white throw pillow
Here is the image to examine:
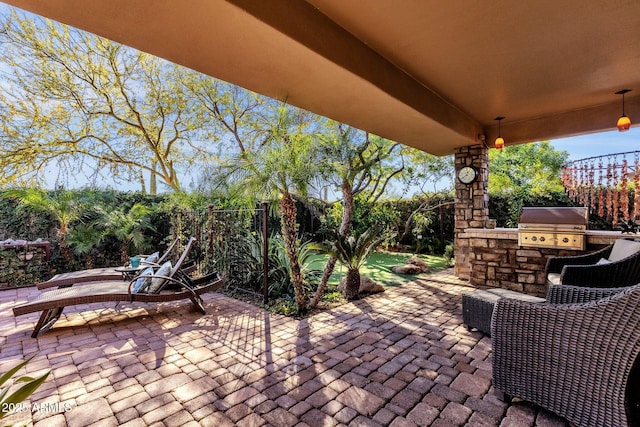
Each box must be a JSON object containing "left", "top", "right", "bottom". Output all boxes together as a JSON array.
[
  {"left": 147, "top": 261, "right": 173, "bottom": 293},
  {"left": 608, "top": 239, "right": 640, "bottom": 262},
  {"left": 546, "top": 273, "right": 561, "bottom": 285}
]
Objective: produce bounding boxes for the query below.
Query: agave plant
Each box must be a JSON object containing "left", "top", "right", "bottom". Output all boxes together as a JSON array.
[
  {"left": 315, "top": 228, "right": 388, "bottom": 300},
  {"left": 0, "top": 354, "right": 50, "bottom": 421},
  {"left": 263, "top": 233, "right": 322, "bottom": 299}
]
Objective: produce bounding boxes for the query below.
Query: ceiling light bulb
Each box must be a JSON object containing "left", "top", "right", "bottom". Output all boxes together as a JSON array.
[
  {"left": 617, "top": 115, "right": 631, "bottom": 132},
  {"left": 615, "top": 89, "right": 632, "bottom": 132},
  {"left": 494, "top": 116, "right": 505, "bottom": 149}
]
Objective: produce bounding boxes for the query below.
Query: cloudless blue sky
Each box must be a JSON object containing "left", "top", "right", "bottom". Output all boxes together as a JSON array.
[{"left": 549, "top": 129, "right": 639, "bottom": 162}]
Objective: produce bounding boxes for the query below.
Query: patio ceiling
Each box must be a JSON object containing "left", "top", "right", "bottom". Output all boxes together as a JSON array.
[{"left": 2, "top": 0, "right": 640, "bottom": 155}]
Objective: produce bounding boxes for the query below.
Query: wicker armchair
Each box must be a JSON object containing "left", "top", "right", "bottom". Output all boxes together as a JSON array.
[
  {"left": 492, "top": 284, "right": 640, "bottom": 427},
  {"left": 545, "top": 238, "right": 640, "bottom": 288}
]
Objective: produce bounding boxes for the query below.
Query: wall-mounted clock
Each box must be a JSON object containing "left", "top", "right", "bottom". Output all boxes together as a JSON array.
[{"left": 457, "top": 165, "right": 478, "bottom": 184}]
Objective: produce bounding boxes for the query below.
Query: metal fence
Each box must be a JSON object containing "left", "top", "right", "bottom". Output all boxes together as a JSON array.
[{"left": 169, "top": 202, "right": 269, "bottom": 302}]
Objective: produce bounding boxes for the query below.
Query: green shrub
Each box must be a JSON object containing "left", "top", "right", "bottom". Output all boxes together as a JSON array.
[
  {"left": 320, "top": 194, "right": 399, "bottom": 240},
  {"left": 443, "top": 243, "right": 455, "bottom": 267},
  {"left": 266, "top": 296, "right": 298, "bottom": 316},
  {"left": 259, "top": 234, "right": 321, "bottom": 299},
  {"left": 487, "top": 190, "right": 616, "bottom": 230}
]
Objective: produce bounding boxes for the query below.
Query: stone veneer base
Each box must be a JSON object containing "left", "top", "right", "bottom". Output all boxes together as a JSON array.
[{"left": 463, "top": 228, "right": 632, "bottom": 297}]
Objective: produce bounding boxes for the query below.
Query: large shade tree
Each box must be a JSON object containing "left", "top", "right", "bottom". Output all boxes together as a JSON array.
[
  {"left": 488, "top": 141, "right": 568, "bottom": 196},
  {"left": 181, "top": 72, "right": 270, "bottom": 155},
  {"left": 0, "top": 10, "right": 209, "bottom": 193}
]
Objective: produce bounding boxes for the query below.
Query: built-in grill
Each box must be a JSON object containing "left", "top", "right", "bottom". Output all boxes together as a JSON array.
[{"left": 517, "top": 207, "right": 588, "bottom": 250}]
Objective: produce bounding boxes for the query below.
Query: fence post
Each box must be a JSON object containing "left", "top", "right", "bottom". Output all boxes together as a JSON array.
[{"left": 261, "top": 201, "right": 269, "bottom": 304}]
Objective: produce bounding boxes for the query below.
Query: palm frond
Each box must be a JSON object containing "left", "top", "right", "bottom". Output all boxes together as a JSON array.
[{"left": 314, "top": 228, "right": 390, "bottom": 270}]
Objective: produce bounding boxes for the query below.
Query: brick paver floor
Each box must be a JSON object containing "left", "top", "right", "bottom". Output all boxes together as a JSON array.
[{"left": 0, "top": 270, "right": 570, "bottom": 426}]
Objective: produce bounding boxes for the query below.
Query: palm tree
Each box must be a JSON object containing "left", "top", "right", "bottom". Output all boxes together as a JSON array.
[
  {"left": 67, "top": 224, "right": 104, "bottom": 269},
  {"left": 219, "top": 102, "right": 320, "bottom": 312},
  {"left": 315, "top": 229, "right": 387, "bottom": 300},
  {"left": 2, "top": 188, "right": 84, "bottom": 264},
  {"left": 310, "top": 124, "right": 402, "bottom": 307},
  {"left": 102, "top": 203, "right": 154, "bottom": 264}
]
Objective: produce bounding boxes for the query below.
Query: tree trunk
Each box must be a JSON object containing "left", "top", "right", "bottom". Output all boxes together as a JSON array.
[
  {"left": 56, "top": 230, "right": 74, "bottom": 264},
  {"left": 340, "top": 181, "right": 354, "bottom": 235},
  {"left": 150, "top": 160, "right": 157, "bottom": 195},
  {"left": 85, "top": 247, "right": 97, "bottom": 269},
  {"left": 343, "top": 268, "right": 361, "bottom": 300},
  {"left": 59, "top": 241, "right": 73, "bottom": 265},
  {"left": 279, "top": 191, "right": 306, "bottom": 312},
  {"left": 121, "top": 242, "right": 129, "bottom": 265},
  {"left": 139, "top": 171, "right": 146, "bottom": 194},
  {"left": 310, "top": 179, "right": 355, "bottom": 308},
  {"left": 310, "top": 256, "right": 337, "bottom": 307}
]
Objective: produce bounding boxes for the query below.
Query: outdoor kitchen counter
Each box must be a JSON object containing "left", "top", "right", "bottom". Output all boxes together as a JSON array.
[{"left": 462, "top": 228, "right": 638, "bottom": 296}]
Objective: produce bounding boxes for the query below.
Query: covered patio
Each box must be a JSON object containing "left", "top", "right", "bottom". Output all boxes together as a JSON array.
[
  {"left": 1, "top": 1, "right": 639, "bottom": 426},
  {"left": 3, "top": 0, "right": 637, "bottom": 280},
  {"left": 1, "top": 270, "right": 569, "bottom": 426}
]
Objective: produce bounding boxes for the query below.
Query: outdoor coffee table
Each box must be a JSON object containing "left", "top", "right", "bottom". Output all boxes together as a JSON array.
[{"left": 462, "top": 288, "right": 545, "bottom": 335}]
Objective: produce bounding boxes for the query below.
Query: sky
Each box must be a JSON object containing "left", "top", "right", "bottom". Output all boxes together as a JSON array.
[{"left": 549, "top": 129, "right": 639, "bottom": 163}]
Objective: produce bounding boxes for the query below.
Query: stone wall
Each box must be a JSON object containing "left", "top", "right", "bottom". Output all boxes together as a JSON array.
[
  {"left": 465, "top": 229, "right": 623, "bottom": 297},
  {"left": 0, "top": 241, "right": 51, "bottom": 289},
  {"left": 453, "top": 144, "right": 489, "bottom": 279}
]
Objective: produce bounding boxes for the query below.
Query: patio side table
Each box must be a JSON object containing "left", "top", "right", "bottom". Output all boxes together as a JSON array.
[
  {"left": 115, "top": 266, "right": 146, "bottom": 281},
  {"left": 462, "top": 288, "right": 545, "bottom": 335}
]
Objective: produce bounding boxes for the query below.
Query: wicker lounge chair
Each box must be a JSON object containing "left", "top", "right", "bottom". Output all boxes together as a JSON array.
[
  {"left": 36, "top": 237, "right": 185, "bottom": 290},
  {"left": 545, "top": 237, "right": 640, "bottom": 288},
  {"left": 13, "top": 237, "right": 223, "bottom": 337},
  {"left": 492, "top": 283, "right": 640, "bottom": 427}
]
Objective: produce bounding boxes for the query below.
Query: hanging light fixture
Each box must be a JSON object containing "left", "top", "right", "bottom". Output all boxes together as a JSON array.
[
  {"left": 616, "top": 89, "right": 631, "bottom": 132},
  {"left": 494, "top": 116, "right": 505, "bottom": 149}
]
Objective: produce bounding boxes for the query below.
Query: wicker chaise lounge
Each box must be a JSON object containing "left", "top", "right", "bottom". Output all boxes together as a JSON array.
[
  {"left": 492, "top": 283, "right": 640, "bottom": 427},
  {"left": 35, "top": 236, "right": 183, "bottom": 290},
  {"left": 14, "top": 238, "right": 224, "bottom": 337}
]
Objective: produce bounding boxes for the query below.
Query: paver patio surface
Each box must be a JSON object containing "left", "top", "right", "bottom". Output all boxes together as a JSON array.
[{"left": 0, "top": 270, "right": 570, "bottom": 426}]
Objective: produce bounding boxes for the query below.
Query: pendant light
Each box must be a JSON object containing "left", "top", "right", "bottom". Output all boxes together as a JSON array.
[
  {"left": 616, "top": 89, "right": 631, "bottom": 132},
  {"left": 494, "top": 116, "right": 505, "bottom": 149}
]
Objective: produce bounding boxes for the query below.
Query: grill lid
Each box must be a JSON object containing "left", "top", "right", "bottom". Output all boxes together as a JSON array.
[{"left": 518, "top": 207, "right": 589, "bottom": 226}]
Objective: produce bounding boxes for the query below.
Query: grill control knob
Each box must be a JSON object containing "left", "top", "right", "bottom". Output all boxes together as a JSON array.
[
  {"left": 539, "top": 236, "right": 546, "bottom": 242},
  {"left": 531, "top": 236, "right": 537, "bottom": 241},
  {"left": 562, "top": 237, "right": 569, "bottom": 243}
]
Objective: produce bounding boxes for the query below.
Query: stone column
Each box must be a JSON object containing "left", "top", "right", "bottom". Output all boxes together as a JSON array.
[{"left": 454, "top": 144, "right": 489, "bottom": 279}]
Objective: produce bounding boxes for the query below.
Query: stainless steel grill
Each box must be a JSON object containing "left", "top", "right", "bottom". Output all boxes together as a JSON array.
[{"left": 517, "top": 207, "right": 588, "bottom": 250}]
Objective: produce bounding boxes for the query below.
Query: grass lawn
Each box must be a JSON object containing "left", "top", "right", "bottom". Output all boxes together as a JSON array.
[{"left": 308, "top": 251, "right": 450, "bottom": 288}]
